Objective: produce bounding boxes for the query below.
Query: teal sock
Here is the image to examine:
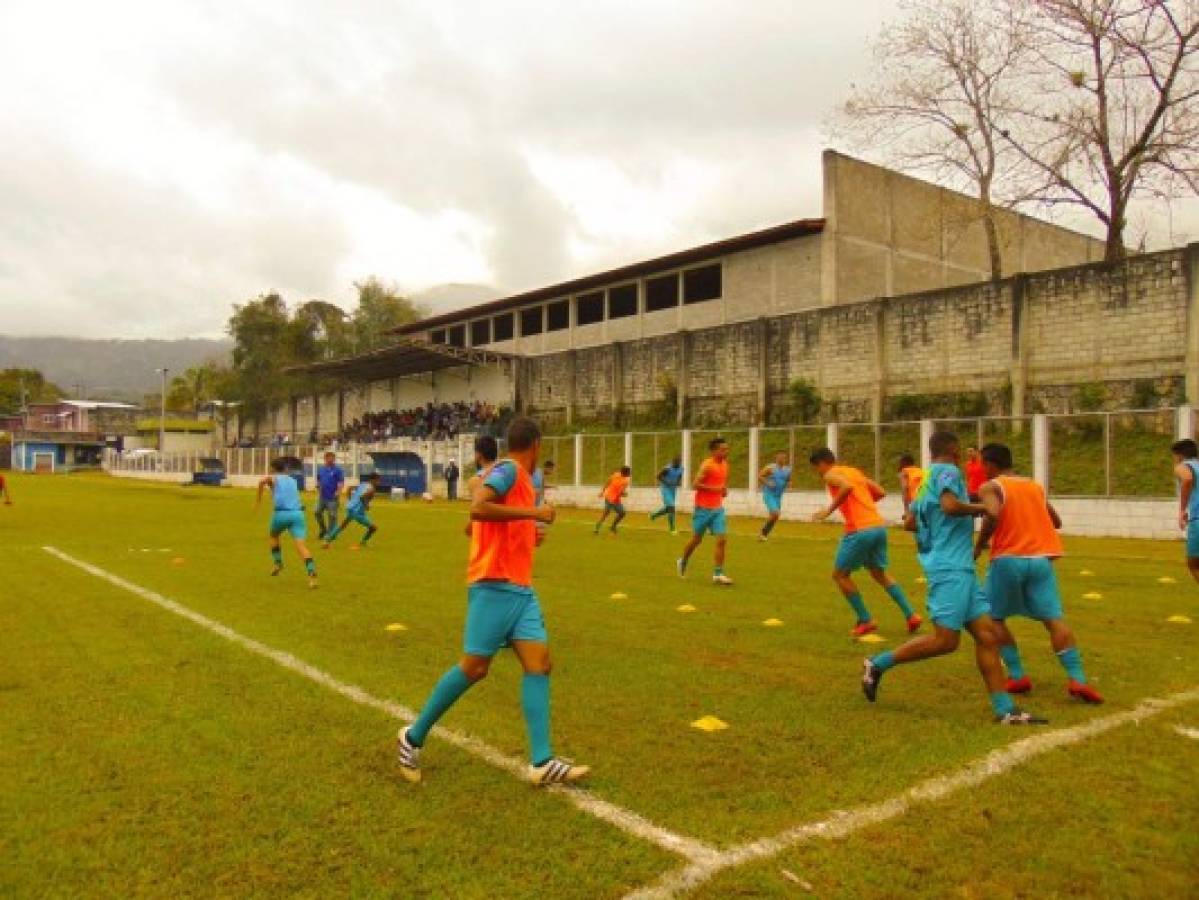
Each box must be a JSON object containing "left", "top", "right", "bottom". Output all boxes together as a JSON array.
[
  {"left": 714, "top": 566, "right": 724, "bottom": 576},
  {"left": 409, "top": 666, "right": 473, "bottom": 746},
  {"left": 667, "top": 509, "right": 676, "bottom": 530},
  {"left": 872, "top": 650, "right": 896, "bottom": 672},
  {"left": 990, "top": 691, "right": 1015, "bottom": 717},
  {"left": 845, "top": 592, "right": 871, "bottom": 623},
  {"left": 521, "top": 673, "right": 553, "bottom": 766},
  {"left": 999, "top": 644, "right": 1026, "bottom": 679},
  {"left": 362, "top": 527, "right": 376, "bottom": 544},
  {"left": 270, "top": 548, "right": 282, "bottom": 566},
  {"left": 326, "top": 525, "right": 339, "bottom": 541},
  {"left": 304, "top": 558, "right": 316, "bottom": 576},
  {"left": 1057, "top": 647, "right": 1086, "bottom": 683},
  {"left": 885, "top": 583, "right": 915, "bottom": 618}
]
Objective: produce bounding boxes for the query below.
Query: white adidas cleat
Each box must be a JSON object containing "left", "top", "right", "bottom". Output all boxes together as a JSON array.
[
  {"left": 676, "top": 558, "right": 687, "bottom": 578},
  {"left": 712, "top": 573, "right": 734, "bottom": 586},
  {"left": 396, "top": 726, "right": 422, "bottom": 783},
  {"left": 529, "top": 757, "right": 591, "bottom": 786}
]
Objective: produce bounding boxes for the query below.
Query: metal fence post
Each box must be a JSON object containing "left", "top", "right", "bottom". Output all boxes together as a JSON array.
[
  {"left": 681, "top": 429, "right": 693, "bottom": 489},
  {"left": 573, "top": 434, "right": 583, "bottom": 487},
  {"left": 1033, "top": 414, "right": 1050, "bottom": 490},
  {"left": 748, "top": 426, "right": 760, "bottom": 492},
  {"left": 1104, "top": 413, "right": 1112, "bottom": 496},
  {"left": 825, "top": 422, "right": 839, "bottom": 458},
  {"left": 624, "top": 432, "right": 633, "bottom": 468},
  {"left": 1178, "top": 405, "right": 1196, "bottom": 441},
  {"left": 919, "top": 419, "right": 934, "bottom": 469}
]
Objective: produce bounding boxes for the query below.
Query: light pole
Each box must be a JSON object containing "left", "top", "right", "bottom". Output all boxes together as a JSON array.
[{"left": 156, "top": 367, "right": 169, "bottom": 456}]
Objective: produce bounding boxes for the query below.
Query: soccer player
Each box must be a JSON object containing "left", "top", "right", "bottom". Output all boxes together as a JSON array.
[
  {"left": 809, "top": 448, "right": 921, "bottom": 636},
  {"left": 974, "top": 443, "right": 1103, "bottom": 704},
  {"left": 964, "top": 445, "right": 986, "bottom": 502},
  {"left": 758, "top": 450, "right": 791, "bottom": 541},
  {"left": 323, "top": 472, "right": 380, "bottom": 549},
  {"left": 0, "top": 470, "right": 11, "bottom": 505},
  {"left": 1172, "top": 439, "right": 1199, "bottom": 586},
  {"left": 678, "top": 437, "right": 733, "bottom": 585},
  {"left": 396, "top": 417, "right": 588, "bottom": 786},
  {"left": 256, "top": 458, "right": 317, "bottom": 588},
  {"left": 533, "top": 459, "right": 555, "bottom": 507},
  {"left": 594, "top": 465, "right": 631, "bottom": 534},
  {"left": 861, "top": 431, "right": 1046, "bottom": 725},
  {"left": 314, "top": 451, "right": 345, "bottom": 540},
  {"left": 649, "top": 455, "right": 684, "bottom": 533},
  {"left": 898, "top": 453, "right": 924, "bottom": 515}
]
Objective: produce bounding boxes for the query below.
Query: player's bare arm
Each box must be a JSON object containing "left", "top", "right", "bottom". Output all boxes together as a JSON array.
[
  {"left": 255, "top": 476, "right": 272, "bottom": 507},
  {"left": 940, "top": 491, "right": 983, "bottom": 518},
  {"left": 1177, "top": 462, "right": 1194, "bottom": 530},
  {"left": 757, "top": 465, "right": 773, "bottom": 488},
  {"left": 1045, "top": 500, "right": 1063, "bottom": 530},
  {"left": 866, "top": 478, "right": 885, "bottom": 500},
  {"left": 472, "top": 485, "right": 555, "bottom": 524},
  {"left": 691, "top": 461, "right": 712, "bottom": 491},
  {"left": 974, "top": 480, "right": 1003, "bottom": 558},
  {"left": 812, "top": 472, "right": 851, "bottom": 521}
]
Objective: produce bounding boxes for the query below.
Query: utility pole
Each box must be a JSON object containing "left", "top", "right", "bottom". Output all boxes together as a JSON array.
[{"left": 156, "top": 367, "right": 169, "bottom": 454}]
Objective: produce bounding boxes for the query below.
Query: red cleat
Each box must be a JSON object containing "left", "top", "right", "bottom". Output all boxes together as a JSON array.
[
  {"left": 851, "top": 621, "right": 879, "bottom": 637},
  {"left": 1068, "top": 680, "right": 1104, "bottom": 704},
  {"left": 906, "top": 614, "right": 923, "bottom": 634},
  {"left": 1006, "top": 675, "right": 1033, "bottom": 694}
]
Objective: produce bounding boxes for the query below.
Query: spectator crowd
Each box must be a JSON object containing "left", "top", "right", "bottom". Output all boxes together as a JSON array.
[{"left": 341, "top": 401, "right": 509, "bottom": 443}]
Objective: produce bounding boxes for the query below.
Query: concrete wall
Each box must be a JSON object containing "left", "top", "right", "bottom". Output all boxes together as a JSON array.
[
  {"left": 821, "top": 151, "right": 1105, "bottom": 305},
  {"left": 521, "top": 246, "right": 1195, "bottom": 425}
]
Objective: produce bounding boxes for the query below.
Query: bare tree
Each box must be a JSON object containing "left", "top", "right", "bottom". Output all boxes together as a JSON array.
[
  {"left": 838, "top": 0, "right": 1033, "bottom": 279},
  {"left": 996, "top": 0, "right": 1199, "bottom": 261}
]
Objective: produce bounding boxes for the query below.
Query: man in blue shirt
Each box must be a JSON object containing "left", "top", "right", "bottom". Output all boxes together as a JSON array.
[
  {"left": 1172, "top": 439, "right": 1199, "bottom": 586},
  {"left": 323, "top": 472, "right": 380, "bottom": 549},
  {"left": 860, "top": 431, "right": 1046, "bottom": 725},
  {"left": 757, "top": 450, "right": 792, "bottom": 541},
  {"left": 314, "top": 451, "right": 345, "bottom": 541},
  {"left": 256, "top": 458, "right": 317, "bottom": 588},
  {"left": 649, "top": 455, "right": 684, "bottom": 534}
]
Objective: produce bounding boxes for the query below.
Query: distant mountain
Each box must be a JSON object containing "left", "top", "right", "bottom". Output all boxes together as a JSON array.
[
  {"left": 0, "top": 336, "right": 232, "bottom": 402},
  {"left": 412, "top": 283, "right": 503, "bottom": 316}
]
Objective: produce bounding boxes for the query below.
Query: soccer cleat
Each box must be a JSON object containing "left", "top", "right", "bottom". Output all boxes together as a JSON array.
[
  {"left": 308, "top": 575, "right": 318, "bottom": 590},
  {"left": 676, "top": 558, "right": 687, "bottom": 578},
  {"left": 270, "top": 564, "right": 282, "bottom": 577},
  {"left": 758, "top": 533, "right": 769, "bottom": 542},
  {"left": 1068, "top": 680, "right": 1104, "bottom": 704},
  {"left": 529, "top": 757, "right": 590, "bottom": 786},
  {"left": 396, "top": 726, "right": 422, "bottom": 783},
  {"left": 1006, "top": 675, "right": 1033, "bottom": 694},
  {"left": 861, "top": 658, "right": 884, "bottom": 702},
  {"left": 906, "top": 614, "right": 923, "bottom": 633},
  {"left": 670, "top": 529, "right": 679, "bottom": 536},
  {"left": 995, "top": 708, "right": 1048, "bottom": 725},
  {"left": 712, "top": 573, "right": 734, "bottom": 586},
  {"left": 851, "top": 621, "right": 878, "bottom": 637}
]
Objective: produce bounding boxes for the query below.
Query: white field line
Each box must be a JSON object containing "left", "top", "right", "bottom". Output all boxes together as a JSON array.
[
  {"left": 625, "top": 686, "right": 1199, "bottom": 899},
  {"left": 41, "top": 546, "right": 719, "bottom": 865},
  {"left": 1176, "top": 725, "right": 1199, "bottom": 740}
]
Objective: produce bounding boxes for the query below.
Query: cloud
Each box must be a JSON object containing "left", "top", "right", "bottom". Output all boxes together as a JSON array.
[{"left": 0, "top": 0, "right": 1192, "bottom": 338}]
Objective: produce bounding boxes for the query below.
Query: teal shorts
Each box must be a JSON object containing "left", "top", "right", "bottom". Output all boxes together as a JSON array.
[
  {"left": 763, "top": 492, "right": 783, "bottom": 515},
  {"left": 1187, "top": 520, "right": 1199, "bottom": 558},
  {"left": 463, "top": 582, "right": 547, "bottom": 657},
  {"left": 692, "top": 507, "right": 727, "bottom": 537},
  {"left": 834, "top": 526, "right": 888, "bottom": 573},
  {"left": 604, "top": 500, "right": 626, "bottom": 515},
  {"left": 926, "top": 570, "right": 989, "bottom": 631},
  {"left": 659, "top": 487, "right": 677, "bottom": 507},
  {"left": 346, "top": 508, "right": 374, "bottom": 529},
  {"left": 270, "top": 510, "right": 307, "bottom": 540},
  {"left": 985, "top": 556, "right": 1064, "bottom": 622}
]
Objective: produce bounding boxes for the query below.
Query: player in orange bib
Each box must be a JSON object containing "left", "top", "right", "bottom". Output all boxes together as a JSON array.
[
  {"left": 0, "top": 471, "right": 11, "bottom": 506},
  {"left": 594, "top": 465, "right": 631, "bottom": 534},
  {"left": 975, "top": 443, "right": 1102, "bottom": 704},
  {"left": 809, "top": 448, "right": 921, "bottom": 636},
  {"left": 398, "top": 417, "right": 590, "bottom": 786},
  {"left": 898, "top": 453, "right": 924, "bottom": 515},
  {"left": 678, "top": 436, "right": 733, "bottom": 585}
]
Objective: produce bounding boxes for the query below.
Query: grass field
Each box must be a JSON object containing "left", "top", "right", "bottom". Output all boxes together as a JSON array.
[{"left": 3, "top": 471, "right": 1198, "bottom": 898}]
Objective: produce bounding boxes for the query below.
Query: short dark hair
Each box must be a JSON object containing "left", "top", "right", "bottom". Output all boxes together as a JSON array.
[
  {"left": 620, "top": 465, "right": 631, "bottom": 476},
  {"left": 929, "top": 431, "right": 959, "bottom": 458},
  {"left": 270, "top": 457, "right": 286, "bottom": 473},
  {"left": 474, "top": 435, "right": 498, "bottom": 463},
  {"left": 544, "top": 459, "right": 555, "bottom": 469},
  {"left": 506, "top": 416, "right": 541, "bottom": 452},
  {"left": 672, "top": 455, "right": 682, "bottom": 465},
  {"left": 809, "top": 447, "right": 835, "bottom": 465},
  {"left": 980, "top": 442, "right": 1013, "bottom": 470},
  {"left": 898, "top": 453, "right": 915, "bottom": 468},
  {"left": 366, "top": 471, "right": 381, "bottom": 482},
  {"left": 1173, "top": 439, "right": 1198, "bottom": 459},
  {"left": 709, "top": 436, "right": 727, "bottom": 451},
  {"left": 323, "top": 451, "right": 336, "bottom": 459}
]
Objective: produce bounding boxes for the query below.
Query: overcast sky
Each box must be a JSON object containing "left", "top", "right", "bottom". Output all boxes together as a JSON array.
[{"left": 1, "top": 1, "right": 1195, "bottom": 339}]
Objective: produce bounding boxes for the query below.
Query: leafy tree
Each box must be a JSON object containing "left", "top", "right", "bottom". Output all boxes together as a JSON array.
[
  {"left": 350, "top": 277, "right": 424, "bottom": 352},
  {"left": 0, "top": 368, "right": 65, "bottom": 413}
]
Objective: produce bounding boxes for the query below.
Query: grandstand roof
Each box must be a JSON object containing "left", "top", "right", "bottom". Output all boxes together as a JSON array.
[
  {"left": 285, "top": 337, "right": 513, "bottom": 380},
  {"left": 393, "top": 217, "right": 826, "bottom": 334}
]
